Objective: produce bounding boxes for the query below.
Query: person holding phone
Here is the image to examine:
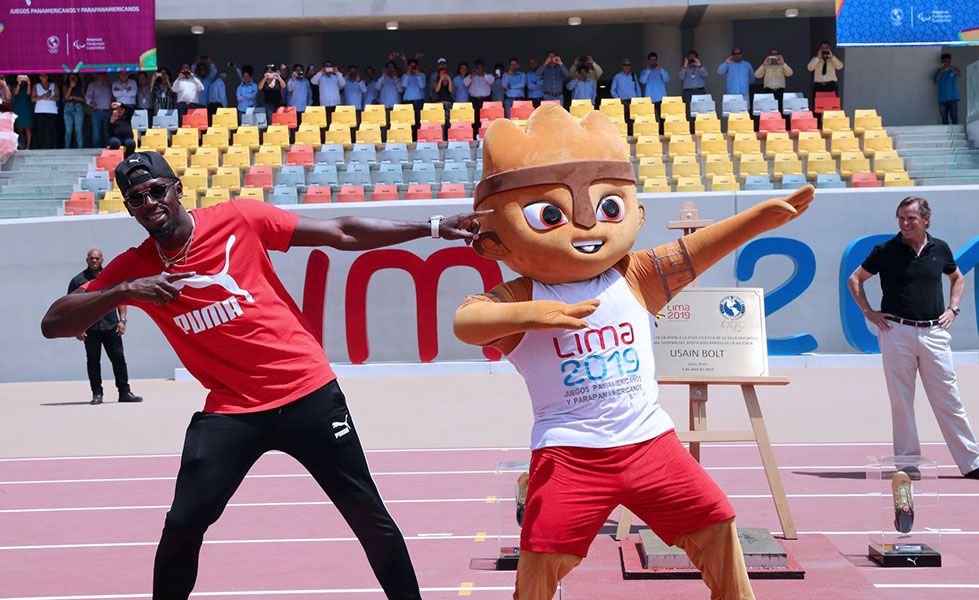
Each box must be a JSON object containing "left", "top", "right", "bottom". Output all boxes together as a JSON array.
[
  {"left": 311, "top": 60, "right": 346, "bottom": 116},
  {"left": 755, "top": 49, "right": 793, "bottom": 109},
  {"left": 12, "top": 74, "right": 34, "bottom": 149},
  {"left": 63, "top": 73, "right": 86, "bottom": 149},
  {"left": 679, "top": 50, "right": 708, "bottom": 106},
  {"left": 258, "top": 65, "right": 285, "bottom": 124},
  {"left": 717, "top": 47, "right": 753, "bottom": 97},
  {"left": 151, "top": 69, "right": 176, "bottom": 115},
  {"left": 31, "top": 73, "right": 60, "bottom": 149},
  {"left": 808, "top": 41, "right": 843, "bottom": 97}
]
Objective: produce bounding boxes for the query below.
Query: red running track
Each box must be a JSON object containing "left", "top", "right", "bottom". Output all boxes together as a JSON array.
[{"left": 1, "top": 442, "right": 978, "bottom": 599}]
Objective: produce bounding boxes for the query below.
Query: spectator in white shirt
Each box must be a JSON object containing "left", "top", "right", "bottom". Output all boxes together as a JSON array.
[
  {"left": 171, "top": 63, "right": 204, "bottom": 118},
  {"left": 464, "top": 59, "right": 495, "bottom": 119},
  {"left": 112, "top": 72, "right": 137, "bottom": 117},
  {"left": 311, "top": 61, "right": 346, "bottom": 116}
]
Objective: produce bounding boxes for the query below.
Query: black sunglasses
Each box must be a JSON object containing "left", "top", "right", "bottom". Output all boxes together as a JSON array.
[{"left": 125, "top": 181, "right": 175, "bottom": 208}]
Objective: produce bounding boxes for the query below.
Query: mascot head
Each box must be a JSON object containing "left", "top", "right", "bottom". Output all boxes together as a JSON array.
[{"left": 472, "top": 104, "right": 642, "bottom": 284}]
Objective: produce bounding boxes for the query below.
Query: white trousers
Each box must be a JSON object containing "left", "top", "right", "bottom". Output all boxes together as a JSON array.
[{"left": 879, "top": 323, "right": 979, "bottom": 474}]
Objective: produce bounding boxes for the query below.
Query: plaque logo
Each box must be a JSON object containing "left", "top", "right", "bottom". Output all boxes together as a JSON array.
[{"left": 719, "top": 295, "right": 746, "bottom": 321}]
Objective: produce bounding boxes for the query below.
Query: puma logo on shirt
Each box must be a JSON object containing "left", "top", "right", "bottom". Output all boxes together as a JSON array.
[
  {"left": 173, "top": 235, "right": 254, "bottom": 303},
  {"left": 174, "top": 296, "right": 245, "bottom": 334}
]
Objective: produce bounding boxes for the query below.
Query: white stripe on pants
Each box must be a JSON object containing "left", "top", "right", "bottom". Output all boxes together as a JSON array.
[{"left": 879, "top": 322, "right": 979, "bottom": 474}]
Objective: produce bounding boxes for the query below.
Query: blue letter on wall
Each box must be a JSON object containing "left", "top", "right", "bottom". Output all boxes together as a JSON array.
[
  {"left": 736, "top": 237, "right": 817, "bottom": 355},
  {"left": 954, "top": 236, "right": 979, "bottom": 336},
  {"left": 839, "top": 234, "right": 891, "bottom": 353}
]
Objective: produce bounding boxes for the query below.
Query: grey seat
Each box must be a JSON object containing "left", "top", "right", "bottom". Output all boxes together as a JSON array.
[
  {"left": 131, "top": 109, "right": 150, "bottom": 134},
  {"left": 444, "top": 141, "right": 473, "bottom": 163},
  {"left": 349, "top": 143, "right": 377, "bottom": 165},
  {"left": 152, "top": 109, "right": 179, "bottom": 133},
  {"left": 752, "top": 93, "right": 778, "bottom": 117},
  {"left": 816, "top": 173, "right": 846, "bottom": 189},
  {"left": 380, "top": 142, "right": 409, "bottom": 163},
  {"left": 80, "top": 170, "right": 111, "bottom": 194},
  {"left": 341, "top": 162, "right": 372, "bottom": 186},
  {"left": 374, "top": 162, "right": 405, "bottom": 185},
  {"left": 744, "top": 175, "right": 774, "bottom": 190},
  {"left": 270, "top": 185, "right": 299, "bottom": 205},
  {"left": 413, "top": 142, "right": 440, "bottom": 164},
  {"left": 316, "top": 144, "right": 345, "bottom": 165},
  {"left": 721, "top": 94, "right": 748, "bottom": 117},
  {"left": 440, "top": 161, "right": 470, "bottom": 184},
  {"left": 409, "top": 161, "right": 439, "bottom": 185},
  {"left": 689, "top": 94, "right": 716, "bottom": 116},
  {"left": 276, "top": 165, "right": 306, "bottom": 187},
  {"left": 309, "top": 163, "right": 339, "bottom": 187},
  {"left": 782, "top": 96, "right": 810, "bottom": 115}
]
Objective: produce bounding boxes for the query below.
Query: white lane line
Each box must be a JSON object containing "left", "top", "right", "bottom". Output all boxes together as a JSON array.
[
  {"left": 874, "top": 584, "right": 979, "bottom": 589},
  {"left": 0, "top": 586, "right": 516, "bottom": 599}
]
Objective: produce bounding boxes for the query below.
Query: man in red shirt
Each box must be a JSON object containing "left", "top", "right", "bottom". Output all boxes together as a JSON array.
[{"left": 41, "top": 152, "right": 486, "bottom": 600}]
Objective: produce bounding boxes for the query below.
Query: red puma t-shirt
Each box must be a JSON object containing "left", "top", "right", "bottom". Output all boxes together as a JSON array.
[{"left": 82, "top": 199, "right": 336, "bottom": 413}]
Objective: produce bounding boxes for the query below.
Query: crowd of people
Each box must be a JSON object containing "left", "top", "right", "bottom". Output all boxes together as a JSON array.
[{"left": 0, "top": 44, "right": 961, "bottom": 151}]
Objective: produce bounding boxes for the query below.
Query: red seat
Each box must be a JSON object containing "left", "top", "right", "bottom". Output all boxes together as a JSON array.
[
  {"left": 370, "top": 184, "right": 399, "bottom": 201},
  {"left": 757, "top": 112, "right": 786, "bottom": 137},
  {"left": 244, "top": 166, "right": 274, "bottom": 191},
  {"left": 337, "top": 184, "right": 366, "bottom": 202},
  {"left": 182, "top": 108, "right": 209, "bottom": 131},
  {"left": 510, "top": 100, "right": 535, "bottom": 120},
  {"left": 477, "top": 122, "right": 490, "bottom": 139},
  {"left": 65, "top": 191, "right": 95, "bottom": 215},
  {"left": 286, "top": 144, "right": 314, "bottom": 167},
  {"left": 303, "top": 186, "right": 332, "bottom": 203},
  {"left": 540, "top": 100, "right": 561, "bottom": 107},
  {"left": 416, "top": 123, "right": 443, "bottom": 143},
  {"left": 789, "top": 111, "right": 819, "bottom": 138},
  {"left": 96, "top": 149, "right": 124, "bottom": 178},
  {"left": 404, "top": 183, "right": 433, "bottom": 200},
  {"left": 851, "top": 172, "right": 882, "bottom": 188},
  {"left": 815, "top": 91, "right": 837, "bottom": 100},
  {"left": 447, "top": 121, "right": 474, "bottom": 142},
  {"left": 437, "top": 183, "right": 467, "bottom": 199},
  {"left": 813, "top": 96, "right": 841, "bottom": 115},
  {"left": 272, "top": 106, "right": 298, "bottom": 129},
  {"left": 479, "top": 101, "right": 504, "bottom": 123}
]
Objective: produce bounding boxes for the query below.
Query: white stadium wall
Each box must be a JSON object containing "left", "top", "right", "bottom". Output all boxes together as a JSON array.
[{"left": 2, "top": 187, "right": 978, "bottom": 383}]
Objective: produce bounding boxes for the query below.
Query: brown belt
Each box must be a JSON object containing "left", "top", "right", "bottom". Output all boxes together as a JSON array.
[{"left": 885, "top": 316, "right": 940, "bottom": 328}]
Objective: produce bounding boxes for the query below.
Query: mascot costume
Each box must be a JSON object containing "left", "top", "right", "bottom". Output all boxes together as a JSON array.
[{"left": 454, "top": 104, "right": 814, "bottom": 600}]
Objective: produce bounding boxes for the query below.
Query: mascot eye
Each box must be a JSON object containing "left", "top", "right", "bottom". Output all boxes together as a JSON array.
[
  {"left": 596, "top": 195, "right": 625, "bottom": 222},
  {"left": 523, "top": 202, "right": 568, "bottom": 231}
]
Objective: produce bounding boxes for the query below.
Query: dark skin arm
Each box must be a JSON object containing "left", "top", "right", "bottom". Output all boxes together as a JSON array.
[{"left": 289, "top": 211, "right": 490, "bottom": 250}]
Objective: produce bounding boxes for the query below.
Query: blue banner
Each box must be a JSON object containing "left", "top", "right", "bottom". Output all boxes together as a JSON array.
[{"left": 837, "top": 0, "right": 979, "bottom": 47}]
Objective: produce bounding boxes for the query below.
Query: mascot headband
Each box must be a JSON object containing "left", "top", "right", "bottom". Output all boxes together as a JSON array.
[{"left": 473, "top": 160, "right": 636, "bottom": 228}]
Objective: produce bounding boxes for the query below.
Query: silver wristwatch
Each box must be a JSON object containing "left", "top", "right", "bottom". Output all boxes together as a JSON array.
[
  {"left": 950, "top": 306, "right": 961, "bottom": 316},
  {"left": 430, "top": 215, "right": 444, "bottom": 239}
]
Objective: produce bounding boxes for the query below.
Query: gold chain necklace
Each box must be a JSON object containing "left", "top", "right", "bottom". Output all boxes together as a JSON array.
[{"left": 156, "top": 215, "right": 196, "bottom": 269}]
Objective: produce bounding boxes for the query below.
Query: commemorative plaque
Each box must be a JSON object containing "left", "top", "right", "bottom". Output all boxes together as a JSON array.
[{"left": 654, "top": 288, "right": 768, "bottom": 378}]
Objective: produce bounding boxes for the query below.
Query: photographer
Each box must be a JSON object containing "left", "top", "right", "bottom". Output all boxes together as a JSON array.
[
  {"left": 566, "top": 64, "right": 596, "bottom": 106},
  {"left": 258, "top": 65, "right": 285, "bottom": 124},
  {"left": 463, "top": 59, "right": 494, "bottom": 116},
  {"left": 401, "top": 59, "right": 427, "bottom": 118},
  {"left": 286, "top": 63, "right": 312, "bottom": 113},
  {"left": 573, "top": 55, "right": 603, "bottom": 83},
  {"left": 679, "top": 50, "right": 708, "bottom": 106},
  {"left": 717, "top": 47, "right": 753, "bottom": 97},
  {"left": 537, "top": 51, "right": 569, "bottom": 102},
  {"left": 236, "top": 66, "right": 258, "bottom": 115},
  {"left": 170, "top": 64, "right": 204, "bottom": 119},
  {"left": 150, "top": 69, "right": 175, "bottom": 114},
  {"left": 311, "top": 61, "right": 346, "bottom": 116},
  {"left": 639, "top": 52, "right": 670, "bottom": 120},
  {"left": 807, "top": 41, "right": 843, "bottom": 97},
  {"left": 343, "top": 65, "right": 367, "bottom": 111},
  {"left": 934, "top": 53, "right": 961, "bottom": 125},
  {"left": 755, "top": 49, "right": 793, "bottom": 108},
  {"left": 433, "top": 65, "right": 454, "bottom": 121},
  {"left": 374, "top": 60, "right": 403, "bottom": 110},
  {"left": 501, "top": 57, "right": 526, "bottom": 118}
]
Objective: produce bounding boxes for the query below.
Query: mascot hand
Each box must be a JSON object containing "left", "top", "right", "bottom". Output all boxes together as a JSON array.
[
  {"left": 525, "top": 299, "right": 600, "bottom": 331},
  {"left": 750, "top": 184, "right": 814, "bottom": 231}
]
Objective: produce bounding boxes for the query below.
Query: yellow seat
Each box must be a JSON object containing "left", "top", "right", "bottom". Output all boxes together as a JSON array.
[
  {"left": 704, "top": 154, "right": 734, "bottom": 177},
  {"left": 632, "top": 116, "right": 659, "bottom": 138},
  {"left": 884, "top": 170, "right": 914, "bottom": 186},
  {"left": 821, "top": 110, "right": 850, "bottom": 137},
  {"left": 839, "top": 151, "right": 872, "bottom": 179},
  {"left": 634, "top": 135, "right": 662, "bottom": 159},
  {"left": 181, "top": 167, "right": 209, "bottom": 192},
  {"left": 263, "top": 125, "right": 291, "bottom": 148},
  {"left": 385, "top": 123, "right": 413, "bottom": 144},
  {"left": 670, "top": 155, "right": 700, "bottom": 182},
  {"left": 324, "top": 126, "right": 352, "bottom": 147},
  {"left": 732, "top": 133, "right": 761, "bottom": 158},
  {"left": 255, "top": 145, "right": 282, "bottom": 168},
  {"left": 450, "top": 103, "right": 475, "bottom": 123},
  {"left": 356, "top": 124, "right": 383, "bottom": 145},
  {"left": 698, "top": 133, "right": 727, "bottom": 156},
  {"left": 211, "top": 166, "right": 241, "bottom": 192},
  {"left": 862, "top": 129, "right": 894, "bottom": 156},
  {"left": 170, "top": 127, "right": 200, "bottom": 152},
  {"left": 726, "top": 112, "right": 753, "bottom": 138},
  {"left": 302, "top": 106, "right": 328, "bottom": 130},
  {"left": 694, "top": 113, "right": 722, "bottom": 138},
  {"left": 638, "top": 156, "right": 666, "bottom": 180},
  {"left": 660, "top": 96, "right": 685, "bottom": 117},
  {"left": 137, "top": 128, "right": 169, "bottom": 153},
  {"left": 361, "top": 105, "right": 388, "bottom": 126},
  {"left": 212, "top": 107, "right": 239, "bottom": 131},
  {"left": 99, "top": 189, "right": 126, "bottom": 214},
  {"left": 805, "top": 151, "right": 837, "bottom": 179},
  {"left": 420, "top": 103, "right": 445, "bottom": 125},
  {"left": 599, "top": 99, "right": 625, "bottom": 121},
  {"left": 764, "top": 132, "right": 793, "bottom": 158},
  {"left": 163, "top": 147, "right": 188, "bottom": 175},
  {"left": 201, "top": 188, "right": 231, "bottom": 208},
  {"left": 570, "top": 99, "right": 594, "bottom": 118},
  {"left": 710, "top": 174, "right": 739, "bottom": 191},
  {"left": 295, "top": 124, "right": 323, "bottom": 149},
  {"left": 853, "top": 109, "right": 882, "bottom": 136},
  {"left": 202, "top": 126, "right": 230, "bottom": 151},
  {"left": 223, "top": 145, "right": 251, "bottom": 170},
  {"left": 179, "top": 189, "right": 199, "bottom": 210},
  {"left": 668, "top": 134, "right": 696, "bottom": 157},
  {"left": 641, "top": 177, "right": 671, "bottom": 193},
  {"left": 630, "top": 98, "right": 656, "bottom": 119},
  {"left": 737, "top": 153, "right": 768, "bottom": 179},
  {"left": 190, "top": 145, "right": 220, "bottom": 173},
  {"left": 873, "top": 150, "right": 905, "bottom": 178},
  {"left": 610, "top": 117, "right": 628, "bottom": 137},
  {"left": 233, "top": 126, "right": 260, "bottom": 151},
  {"left": 772, "top": 152, "right": 804, "bottom": 180},
  {"left": 389, "top": 105, "right": 415, "bottom": 127},
  {"left": 662, "top": 115, "right": 690, "bottom": 139},
  {"left": 676, "top": 175, "right": 705, "bottom": 192},
  {"left": 238, "top": 186, "right": 265, "bottom": 201},
  {"left": 796, "top": 131, "right": 825, "bottom": 157},
  {"left": 829, "top": 131, "right": 860, "bottom": 158}
]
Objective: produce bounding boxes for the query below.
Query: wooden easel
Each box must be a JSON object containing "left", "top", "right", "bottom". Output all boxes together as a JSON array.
[{"left": 613, "top": 376, "right": 797, "bottom": 541}]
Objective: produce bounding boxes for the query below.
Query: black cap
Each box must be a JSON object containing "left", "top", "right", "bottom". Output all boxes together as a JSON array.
[{"left": 114, "top": 151, "right": 176, "bottom": 196}]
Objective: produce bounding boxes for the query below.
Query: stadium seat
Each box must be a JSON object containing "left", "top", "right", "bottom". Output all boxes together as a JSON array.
[
  {"left": 670, "top": 156, "right": 700, "bottom": 182},
  {"left": 223, "top": 145, "right": 251, "bottom": 171},
  {"left": 137, "top": 128, "right": 169, "bottom": 153},
  {"left": 438, "top": 183, "right": 467, "bottom": 199},
  {"left": 385, "top": 123, "right": 413, "bottom": 144},
  {"left": 337, "top": 185, "right": 367, "bottom": 202},
  {"left": 152, "top": 109, "right": 179, "bottom": 133},
  {"left": 479, "top": 101, "right": 504, "bottom": 123},
  {"left": 782, "top": 95, "right": 810, "bottom": 115},
  {"left": 725, "top": 112, "right": 753, "bottom": 138},
  {"left": 211, "top": 166, "right": 241, "bottom": 192},
  {"left": 272, "top": 106, "right": 298, "bottom": 129},
  {"left": 295, "top": 124, "right": 323, "bottom": 149},
  {"left": 331, "top": 105, "right": 358, "bottom": 129},
  {"left": 238, "top": 187, "right": 265, "bottom": 201},
  {"left": 721, "top": 94, "right": 748, "bottom": 117},
  {"left": 341, "top": 162, "right": 372, "bottom": 186},
  {"left": 181, "top": 167, "right": 209, "bottom": 192},
  {"left": 757, "top": 112, "right": 787, "bottom": 137},
  {"left": 131, "top": 110, "right": 150, "bottom": 134},
  {"left": 476, "top": 122, "right": 491, "bottom": 139},
  {"left": 417, "top": 123, "right": 443, "bottom": 143},
  {"left": 732, "top": 133, "right": 761, "bottom": 158},
  {"left": 789, "top": 111, "right": 819, "bottom": 138},
  {"left": 511, "top": 100, "right": 536, "bottom": 120},
  {"left": 99, "top": 189, "right": 127, "bottom": 213},
  {"left": 830, "top": 131, "right": 860, "bottom": 158},
  {"left": 599, "top": 98, "right": 625, "bottom": 121},
  {"left": 813, "top": 94, "right": 841, "bottom": 115},
  {"left": 698, "top": 133, "right": 727, "bottom": 156},
  {"left": 772, "top": 152, "right": 803, "bottom": 180},
  {"left": 637, "top": 156, "right": 666, "bottom": 180},
  {"left": 570, "top": 99, "right": 594, "bottom": 118},
  {"left": 316, "top": 144, "right": 345, "bottom": 166},
  {"left": 96, "top": 149, "right": 124, "bottom": 174},
  {"left": 629, "top": 97, "right": 655, "bottom": 120},
  {"left": 816, "top": 172, "right": 846, "bottom": 188},
  {"left": 441, "top": 161, "right": 470, "bottom": 184},
  {"left": 370, "top": 184, "right": 400, "bottom": 201},
  {"left": 201, "top": 188, "right": 231, "bottom": 208},
  {"left": 324, "top": 126, "right": 353, "bottom": 147},
  {"left": 309, "top": 164, "right": 339, "bottom": 187},
  {"left": 737, "top": 153, "right": 768, "bottom": 179},
  {"left": 873, "top": 150, "right": 905, "bottom": 178},
  {"left": 764, "top": 132, "right": 793, "bottom": 157},
  {"left": 413, "top": 142, "right": 440, "bottom": 164},
  {"left": 752, "top": 94, "right": 778, "bottom": 117},
  {"left": 704, "top": 154, "right": 734, "bottom": 177},
  {"left": 668, "top": 134, "right": 696, "bottom": 157},
  {"left": 409, "top": 162, "right": 439, "bottom": 185},
  {"left": 780, "top": 173, "right": 808, "bottom": 189},
  {"left": 212, "top": 108, "right": 239, "bottom": 131},
  {"left": 662, "top": 115, "right": 690, "bottom": 139},
  {"left": 821, "top": 110, "right": 851, "bottom": 137},
  {"left": 796, "top": 131, "right": 825, "bottom": 157},
  {"left": 450, "top": 103, "right": 476, "bottom": 124},
  {"left": 634, "top": 136, "right": 662, "bottom": 159},
  {"left": 862, "top": 129, "right": 894, "bottom": 156},
  {"left": 390, "top": 104, "right": 415, "bottom": 127},
  {"left": 676, "top": 176, "right": 705, "bottom": 192},
  {"left": 641, "top": 177, "right": 671, "bottom": 193},
  {"left": 244, "top": 166, "right": 274, "bottom": 191},
  {"left": 163, "top": 147, "right": 189, "bottom": 174},
  {"left": 276, "top": 164, "right": 306, "bottom": 188},
  {"left": 233, "top": 126, "right": 260, "bottom": 151},
  {"left": 170, "top": 127, "right": 200, "bottom": 152},
  {"left": 303, "top": 186, "right": 332, "bottom": 203},
  {"left": 839, "top": 151, "right": 872, "bottom": 179},
  {"left": 690, "top": 94, "right": 716, "bottom": 116},
  {"left": 302, "top": 106, "right": 328, "bottom": 130},
  {"left": 80, "top": 170, "right": 111, "bottom": 195},
  {"left": 444, "top": 141, "right": 473, "bottom": 163},
  {"left": 182, "top": 108, "right": 209, "bottom": 131},
  {"left": 694, "top": 113, "right": 722, "bottom": 138},
  {"left": 710, "top": 174, "right": 739, "bottom": 191},
  {"left": 632, "top": 116, "right": 659, "bottom": 138},
  {"left": 404, "top": 183, "right": 434, "bottom": 200},
  {"left": 255, "top": 145, "right": 282, "bottom": 168},
  {"left": 420, "top": 103, "right": 445, "bottom": 125},
  {"left": 65, "top": 191, "right": 95, "bottom": 215},
  {"left": 744, "top": 175, "right": 774, "bottom": 190},
  {"left": 202, "top": 127, "right": 230, "bottom": 151},
  {"left": 190, "top": 145, "right": 220, "bottom": 173},
  {"left": 381, "top": 142, "right": 410, "bottom": 163},
  {"left": 884, "top": 171, "right": 914, "bottom": 186},
  {"left": 263, "top": 125, "right": 291, "bottom": 148},
  {"left": 660, "top": 96, "right": 685, "bottom": 117},
  {"left": 806, "top": 151, "right": 838, "bottom": 179},
  {"left": 361, "top": 105, "right": 387, "bottom": 127},
  {"left": 356, "top": 124, "right": 383, "bottom": 145},
  {"left": 348, "top": 143, "right": 377, "bottom": 164},
  {"left": 270, "top": 185, "right": 300, "bottom": 205},
  {"left": 447, "top": 121, "right": 474, "bottom": 141},
  {"left": 374, "top": 162, "right": 405, "bottom": 185},
  {"left": 851, "top": 171, "right": 882, "bottom": 188}
]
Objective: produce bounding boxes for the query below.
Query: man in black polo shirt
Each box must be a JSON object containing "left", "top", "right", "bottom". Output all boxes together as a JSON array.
[
  {"left": 848, "top": 196, "right": 979, "bottom": 478},
  {"left": 67, "top": 249, "right": 142, "bottom": 405}
]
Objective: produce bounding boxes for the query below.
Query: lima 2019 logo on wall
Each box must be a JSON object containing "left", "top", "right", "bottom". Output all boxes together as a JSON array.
[
  {"left": 47, "top": 35, "right": 60, "bottom": 54},
  {"left": 719, "top": 295, "right": 746, "bottom": 321}
]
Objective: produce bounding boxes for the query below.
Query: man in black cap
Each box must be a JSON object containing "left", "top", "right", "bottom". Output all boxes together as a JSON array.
[{"left": 41, "top": 151, "right": 488, "bottom": 600}]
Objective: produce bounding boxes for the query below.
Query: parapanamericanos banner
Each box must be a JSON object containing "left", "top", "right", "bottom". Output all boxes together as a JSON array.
[
  {"left": 0, "top": 0, "right": 156, "bottom": 73},
  {"left": 837, "top": 0, "right": 979, "bottom": 47}
]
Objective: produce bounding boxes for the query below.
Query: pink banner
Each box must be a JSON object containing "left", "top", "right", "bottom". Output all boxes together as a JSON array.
[{"left": 0, "top": 0, "right": 156, "bottom": 73}]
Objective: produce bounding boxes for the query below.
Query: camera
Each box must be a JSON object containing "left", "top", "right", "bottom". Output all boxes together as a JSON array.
[
  {"left": 768, "top": 56, "right": 778, "bottom": 63},
  {"left": 821, "top": 50, "right": 830, "bottom": 57},
  {"left": 325, "top": 67, "right": 334, "bottom": 73},
  {"left": 17, "top": 74, "right": 29, "bottom": 82}
]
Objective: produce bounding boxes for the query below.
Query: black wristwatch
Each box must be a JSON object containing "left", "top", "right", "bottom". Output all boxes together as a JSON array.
[
  {"left": 120, "top": 319, "right": 128, "bottom": 324},
  {"left": 949, "top": 306, "right": 961, "bottom": 316}
]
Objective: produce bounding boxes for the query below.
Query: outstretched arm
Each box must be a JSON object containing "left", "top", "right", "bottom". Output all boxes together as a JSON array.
[{"left": 289, "top": 211, "right": 490, "bottom": 250}]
